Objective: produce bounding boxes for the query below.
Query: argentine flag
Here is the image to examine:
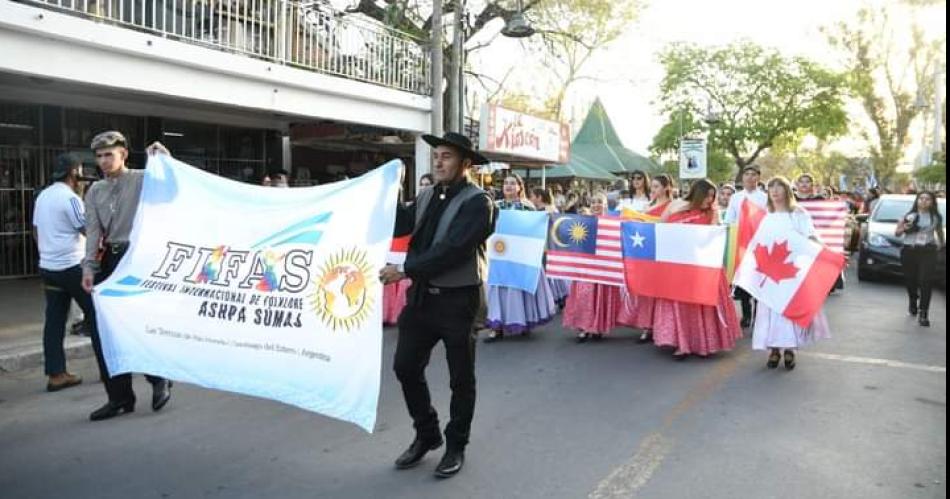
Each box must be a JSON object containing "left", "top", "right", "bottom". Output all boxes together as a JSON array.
[{"left": 487, "top": 210, "right": 549, "bottom": 294}]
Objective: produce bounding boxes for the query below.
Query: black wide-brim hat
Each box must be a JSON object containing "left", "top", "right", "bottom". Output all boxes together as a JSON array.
[{"left": 422, "top": 132, "right": 490, "bottom": 166}]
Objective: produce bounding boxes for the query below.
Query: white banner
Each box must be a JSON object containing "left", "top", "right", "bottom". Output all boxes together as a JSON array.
[
  {"left": 93, "top": 155, "right": 401, "bottom": 432},
  {"left": 679, "top": 138, "right": 707, "bottom": 179},
  {"left": 479, "top": 105, "right": 571, "bottom": 163}
]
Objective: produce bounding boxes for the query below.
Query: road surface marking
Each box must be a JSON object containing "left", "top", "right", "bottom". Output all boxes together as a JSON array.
[
  {"left": 809, "top": 352, "right": 946, "bottom": 373},
  {"left": 589, "top": 352, "right": 747, "bottom": 498}
]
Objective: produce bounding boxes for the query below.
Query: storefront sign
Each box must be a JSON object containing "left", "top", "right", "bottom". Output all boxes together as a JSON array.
[{"left": 479, "top": 105, "right": 570, "bottom": 163}]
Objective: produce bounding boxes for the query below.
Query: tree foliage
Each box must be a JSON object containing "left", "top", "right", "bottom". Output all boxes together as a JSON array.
[
  {"left": 652, "top": 41, "right": 849, "bottom": 178},
  {"left": 822, "top": 6, "right": 946, "bottom": 187}
]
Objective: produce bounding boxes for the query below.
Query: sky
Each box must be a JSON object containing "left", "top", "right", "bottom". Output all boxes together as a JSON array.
[{"left": 465, "top": 0, "right": 946, "bottom": 165}]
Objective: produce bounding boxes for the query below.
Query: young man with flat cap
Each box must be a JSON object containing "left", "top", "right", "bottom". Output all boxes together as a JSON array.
[
  {"left": 379, "top": 132, "right": 494, "bottom": 478},
  {"left": 81, "top": 131, "right": 174, "bottom": 421},
  {"left": 33, "top": 153, "right": 93, "bottom": 392}
]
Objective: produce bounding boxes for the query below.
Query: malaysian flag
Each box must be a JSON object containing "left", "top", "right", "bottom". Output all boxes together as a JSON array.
[
  {"left": 545, "top": 214, "right": 624, "bottom": 286},
  {"left": 798, "top": 199, "right": 850, "bottom": 254}
]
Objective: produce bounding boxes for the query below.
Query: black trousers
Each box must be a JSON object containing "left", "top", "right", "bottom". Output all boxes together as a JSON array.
[
  {"left": 733, "top": 286, "right": 754, "bottom": 322},
  {"left": 394, "top": 284, "right": 479, "bottom": 449},
  {"left": 39, "top": 265, "right": 94, "bottom": 375},
  {"left": 90, "top": 247, "right": 165, "bottom": 403},
  {"left": 901, "top": 245, "right": 938, "bottom": 313}
]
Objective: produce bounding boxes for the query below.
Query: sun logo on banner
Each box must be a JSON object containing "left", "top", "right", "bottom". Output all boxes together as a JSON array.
[{"left": 311, "top": 248, "right": 375, "bottom": 331}]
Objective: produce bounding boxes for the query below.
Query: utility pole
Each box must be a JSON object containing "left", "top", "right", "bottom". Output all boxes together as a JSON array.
[
  {"left": 431, "top": 0, "right": 444, "bottom": 138},
  {"left": 448, "top": 0, "right": 463, "bottom": 133}
]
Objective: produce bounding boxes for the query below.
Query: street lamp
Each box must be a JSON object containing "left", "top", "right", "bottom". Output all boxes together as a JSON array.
[
  {"left": 915, "top": 89, "right": 931, "bottom": 167},
  {"left": 502, "top": 0, "right": 535, "bottom": 38}
]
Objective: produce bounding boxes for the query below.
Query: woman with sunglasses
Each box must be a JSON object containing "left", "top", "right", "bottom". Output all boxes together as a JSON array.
[{"left": 618, "top": 170, "right": 652, "bottom": 213}]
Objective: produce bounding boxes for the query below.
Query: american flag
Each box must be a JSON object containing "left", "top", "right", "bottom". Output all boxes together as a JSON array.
[
  {"left": 545, "top": 215, "right": 625, "bottom": 286},
  {"left": 798, "top": 199, "right": 850, "bottom": 254}
]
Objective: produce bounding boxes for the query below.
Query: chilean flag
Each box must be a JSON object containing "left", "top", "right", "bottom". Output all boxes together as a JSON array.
[
  {"left": 621, "top": 221, "right": 727, "bottom": 306},
  {"left": 734, "top": 215, "right": 846, "bottom": 327}
]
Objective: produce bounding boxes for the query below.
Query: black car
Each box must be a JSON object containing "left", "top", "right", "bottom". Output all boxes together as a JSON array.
[{"left": 857, "top": 194, "right": 947, "bottom": 285}]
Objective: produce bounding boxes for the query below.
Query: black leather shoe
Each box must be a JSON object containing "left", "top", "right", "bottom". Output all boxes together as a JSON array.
[
  {"left": 919, "top": 311, "right": 930, "bottom": 328},
  {"left": 434, "top": 447, "right": 465, "bottom": 478},
  {"left": 152, "top": 380, "right": 172, "bottom": 411},
  {"left": 89, "top": 399, "right": 135, "bottom": 421},
  {"left": 394, "top": 436, "right": 443, "bottom": 469}
]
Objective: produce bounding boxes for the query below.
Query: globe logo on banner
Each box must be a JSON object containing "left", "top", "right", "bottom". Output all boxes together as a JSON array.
[{"left": 312, "top": 248, "right": 375, "bottom": 332}]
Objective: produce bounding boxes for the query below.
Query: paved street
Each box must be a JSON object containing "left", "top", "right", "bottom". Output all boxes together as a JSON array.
[{"left": 0, "top": 268, "right": 945, "bottom": 499}]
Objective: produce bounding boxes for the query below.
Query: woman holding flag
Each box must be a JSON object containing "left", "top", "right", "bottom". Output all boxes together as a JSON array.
[
  {"left": 618, "top": 175, "right": 676, "bottom": 343},
  {"left": 752, "top": 177, "right": 831, "bottom": 369},
  {"left": 562, "top": 192, "right": 623, "bottom": 342},
  {"left": 484, "top": 175, "right": 558, "bottom": 342},
  {"left": 651, "top": 179, "right": 742, "bottom": 359}
]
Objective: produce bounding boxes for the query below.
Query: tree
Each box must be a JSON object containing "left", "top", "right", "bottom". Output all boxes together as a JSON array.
[
  {"left": 341, "top": 1, "right": 640, "bottom": 125},
  {"left": 823, "top": 6, "right": 946, "bottom": 186},
  {"left": 525, "top": 0, "right": 641, "bottom": 120},
  {"left": 653, "top": 41, "right": 849, "bottom": 177}
]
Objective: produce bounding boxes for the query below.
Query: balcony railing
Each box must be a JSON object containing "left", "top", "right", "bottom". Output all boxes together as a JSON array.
[{"left": 20, "top": 0, "right": 431, "bottom": 95}]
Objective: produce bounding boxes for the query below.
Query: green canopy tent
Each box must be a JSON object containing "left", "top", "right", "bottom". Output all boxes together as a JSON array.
[{"left": 563, "top": 98, "right": 659, "bottom": 175}]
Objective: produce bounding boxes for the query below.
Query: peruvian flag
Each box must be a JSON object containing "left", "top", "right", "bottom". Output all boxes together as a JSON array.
[
  {"left": 388, "top": 235, "right": 411, "bottom": 264},
  {"left": 735, "top": 199, "right": 767, "bottom": 271},
  {"left": 734, "top": 215, "right": 846, "bottom": 327}
]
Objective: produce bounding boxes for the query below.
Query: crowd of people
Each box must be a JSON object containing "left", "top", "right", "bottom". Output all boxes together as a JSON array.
[{"left": 28, "top": 128, "right": 945, "bottom": 480}]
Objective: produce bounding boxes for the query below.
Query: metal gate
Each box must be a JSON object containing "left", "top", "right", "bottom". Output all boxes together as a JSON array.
[{"left": 0, "top": 146, "right": 59, "bottom": 279}]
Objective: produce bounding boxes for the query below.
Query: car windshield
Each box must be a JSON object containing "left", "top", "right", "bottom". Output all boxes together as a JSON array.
[{"left": 873, "top": 198, "right": 947, "bottom": 225}]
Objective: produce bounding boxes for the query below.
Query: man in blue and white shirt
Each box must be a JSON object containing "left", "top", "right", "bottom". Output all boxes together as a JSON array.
[{"left": 33, "top": 153, "right": 91, "bottom": 392}]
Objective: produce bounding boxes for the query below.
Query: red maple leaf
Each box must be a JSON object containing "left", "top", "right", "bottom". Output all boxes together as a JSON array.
[{"left": 753, "top": 240, "right": 799, "bottom": 287}]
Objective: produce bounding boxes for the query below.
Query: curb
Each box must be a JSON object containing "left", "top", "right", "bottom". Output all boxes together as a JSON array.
[{"left": 0, "top": 336, "right": 94, "bottom": 373}]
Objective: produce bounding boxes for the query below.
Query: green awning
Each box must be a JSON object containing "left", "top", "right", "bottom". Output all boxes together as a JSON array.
[{"left": 561, "top": 98, "right": 660, "bottom": 175}]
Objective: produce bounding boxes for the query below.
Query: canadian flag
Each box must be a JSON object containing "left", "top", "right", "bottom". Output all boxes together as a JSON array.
[
  {"left": 388, "top": 235, "right": 411, "bottom": 265},
  {"left": 734, "top": 215, "right": 846, "bottom": 327}
]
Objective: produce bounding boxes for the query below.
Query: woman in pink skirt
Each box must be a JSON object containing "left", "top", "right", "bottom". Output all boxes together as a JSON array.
[
  {"left": 617, "top": 175, "right": 676, "bottom": 342},
  {"left": 650, "top": 179, "right": 742, "bottom": 359},
  {"left": 562, "top": 192, "right": 623, "bottom": 342}
]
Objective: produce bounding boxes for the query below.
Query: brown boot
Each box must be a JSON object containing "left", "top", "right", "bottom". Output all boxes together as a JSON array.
[{"left": 47, "top": 372, "right": 83, "bottom": 392}]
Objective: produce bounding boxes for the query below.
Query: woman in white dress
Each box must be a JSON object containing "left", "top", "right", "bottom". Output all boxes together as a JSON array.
[{"left": 752, "top": 176, "right": 831, "bottom": 370}]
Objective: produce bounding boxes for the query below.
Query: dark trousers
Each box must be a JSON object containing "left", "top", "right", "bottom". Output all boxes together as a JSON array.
[
  {"left": 90, "top": 247, "right": 164, "bottom": 403},
  {"left": 39, "top": 265, "right": 95, "bottom": 375},
  {"left": 733, "top": 286, "right": 754, "bottom": 322},
  {"left": 901, "top": 245, "right": 938, "bottom": 313},
  {"left": 394, "top": 285, "right": 480, "bottom": 450}
]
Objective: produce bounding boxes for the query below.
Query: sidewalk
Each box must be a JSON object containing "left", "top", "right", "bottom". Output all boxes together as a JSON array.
[{"left": 0, "top": 277, "right": 92, "bottom": 372}]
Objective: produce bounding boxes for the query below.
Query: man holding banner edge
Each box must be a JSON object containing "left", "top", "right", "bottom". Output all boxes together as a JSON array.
[{"left": 379, "top": 132, "right": 493, "bottom": 479}]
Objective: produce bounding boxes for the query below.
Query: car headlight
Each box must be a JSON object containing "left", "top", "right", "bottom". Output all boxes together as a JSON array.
[{"left": 868, "top": 234, "right": 893, "bottom": 247}]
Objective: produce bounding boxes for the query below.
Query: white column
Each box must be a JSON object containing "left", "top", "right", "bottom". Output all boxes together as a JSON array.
[
  {"left": 415, "top": 134, "right": 431, "bottom": 190},
  {"left": 281, "top": 134, "right": 291, "bottom": 174}
]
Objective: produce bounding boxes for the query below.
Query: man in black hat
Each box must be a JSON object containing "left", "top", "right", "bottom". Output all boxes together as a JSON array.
[
  {"left": 379, "top": 132, "right": 494, "bottom": 478},
  {"left": 32, "top": 154, "right": 92, "bottom": 392}
]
